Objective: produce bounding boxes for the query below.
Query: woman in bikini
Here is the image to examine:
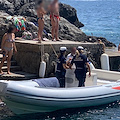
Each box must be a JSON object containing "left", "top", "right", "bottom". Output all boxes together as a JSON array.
[
  {"left": 0, "top": 26, "right": 17, "bottom": 75},
  {"left": 37, "top": 0, "right": 46, "bottom": 43}
]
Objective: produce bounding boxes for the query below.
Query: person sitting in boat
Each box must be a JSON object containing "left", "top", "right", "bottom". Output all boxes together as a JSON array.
[
  {"left": 0, "top": 26, "right": 17, "bottom": 75},
  {"left": 70, "top": 46, "right": 91, "bottom": 87},
  {"left": 56, "top": 47, "right": 70, "bottom": 88},
  {"left": 36, "top": 0, "right": 46, "bottom": 43}
]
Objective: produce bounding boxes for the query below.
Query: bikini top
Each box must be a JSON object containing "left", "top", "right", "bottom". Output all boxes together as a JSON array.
[{"left": 6, "top": 34, "right": 15, "bottom": 43}]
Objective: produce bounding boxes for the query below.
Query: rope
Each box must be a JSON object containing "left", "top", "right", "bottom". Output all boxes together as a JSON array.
[
  {"left": 49, "top": 44, "right": 58, "bottom": 58},
  {"left": 40, "top": 43, "right": 45, "bottom": 61}
]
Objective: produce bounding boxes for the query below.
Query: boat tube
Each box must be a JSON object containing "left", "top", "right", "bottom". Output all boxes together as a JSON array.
[{"left": 0, "top": 78, "right": 120, "bottom": 115}]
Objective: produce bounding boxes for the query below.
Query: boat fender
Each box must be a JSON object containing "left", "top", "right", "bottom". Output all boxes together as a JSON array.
[
  {"left": 101, "top": 54, "right": 110, "bottom": 71},
  {"left": 39, "top": 61, "right": 46, "bottom": 78}
]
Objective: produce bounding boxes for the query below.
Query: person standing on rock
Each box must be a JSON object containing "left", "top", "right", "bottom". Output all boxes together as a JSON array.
[
  {"left": 0, "top": 26, "right": 17, "bottom": 75},
  {"left": 118, "top": 43, "right": 120, "bottom": 52},
  {"left": 49, "top": 0, "right": 61, "bottom": 41},
  {"left": 97, "top": 39, "right": 106, "bottom": 53},
  {"left": 37, "top": 0, "right": 46, "bottom": 43}
]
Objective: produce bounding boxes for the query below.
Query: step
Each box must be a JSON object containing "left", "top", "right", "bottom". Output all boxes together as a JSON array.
[
  {"left": 2, "top": 66, "right": 21, "bottom": 72},
  {"left": 0, "top": 71, "right": 38, "bottom": 80},
  {"left": 4, "top": 61, "right": 17, "bottom": 66},
  {"left": 0, "top": 61, "right": 17, "bottom": 66},
  {"left": 0, "top": 54, "right": 2, "bottom": 60},
  {"left": 0, "top": 49, "right": 2, "bottom": 54},
  {"left": 0, "top": 54, "right": 17, "bottom": 66}
]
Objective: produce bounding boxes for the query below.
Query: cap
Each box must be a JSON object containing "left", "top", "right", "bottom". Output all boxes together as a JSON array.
[
  {"left": 77, "top": 46, "right": 84, "bottom": 50},
  {"left": 60, "top": 47, "right": 67, "bottom": 51}
]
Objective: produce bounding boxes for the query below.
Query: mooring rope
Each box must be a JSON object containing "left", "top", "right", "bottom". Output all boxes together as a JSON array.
[{"left": 49, "top": 44, "right": 58, "bottom": 58}]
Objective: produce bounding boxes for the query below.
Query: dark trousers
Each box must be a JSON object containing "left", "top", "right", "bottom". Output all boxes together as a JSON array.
[
  {"left": 56, "top": 71, "right": 65, "bottom": 88},
  {"left": 75, "top": 70, "right": 86, "bottom": 87}
]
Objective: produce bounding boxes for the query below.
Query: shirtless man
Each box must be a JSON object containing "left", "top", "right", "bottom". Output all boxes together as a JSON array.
[
  {"left": 37, "top": 0, "right": 46, "bottom": 43},
  {"left": 118, "top": 43, "right": 120, "bottom": 52},
  {"left": 50, "top": 0, "right": 60, "bottom": 41}
]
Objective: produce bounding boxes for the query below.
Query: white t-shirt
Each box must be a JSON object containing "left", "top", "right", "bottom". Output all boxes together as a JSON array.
[{"left": 65, "top": 53, "right": 76, "bottom": 78}]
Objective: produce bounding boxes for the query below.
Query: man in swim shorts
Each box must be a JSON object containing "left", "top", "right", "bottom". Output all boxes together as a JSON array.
[{"left": 49, "top": 0, "right": 61, "bottom": 41}]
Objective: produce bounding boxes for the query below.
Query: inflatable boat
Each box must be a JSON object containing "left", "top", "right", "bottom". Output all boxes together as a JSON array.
[{"left": 0, "top": 77, "right": 120, "bottom": 115}]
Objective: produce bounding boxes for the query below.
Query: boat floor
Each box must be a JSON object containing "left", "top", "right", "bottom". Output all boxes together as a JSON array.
[{"left": 66, "top": 78, "right": 117, "bottom": 88}]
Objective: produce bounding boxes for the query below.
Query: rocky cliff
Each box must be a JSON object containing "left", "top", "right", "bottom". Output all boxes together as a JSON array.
[{"left": 0, "top": 0, "right": 116, "bottom": 47}]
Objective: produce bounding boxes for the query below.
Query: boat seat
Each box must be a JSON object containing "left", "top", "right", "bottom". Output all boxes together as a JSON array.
[{"left": 33, "top": 77, "right": 60, "bottom": 88}]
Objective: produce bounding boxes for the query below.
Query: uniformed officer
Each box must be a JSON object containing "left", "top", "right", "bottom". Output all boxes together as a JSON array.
[
  {"left": 71, "top": 46, "right": 91, "bottom": 87},
  {"left": 56, "top": 47, "right": 69, "bottom": 88}
]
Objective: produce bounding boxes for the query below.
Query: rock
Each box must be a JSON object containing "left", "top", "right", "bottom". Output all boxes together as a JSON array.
[
  {"left": 44, "top": 15, "right": 87, "bottom": 41},
  {"left": 59, "top": 3, "right": 84, "bottom": 28},
  {"left": 0, "top": 0, "right": 84, "bottom": 28},
  {"left": 16, "top": 2, "right": 37, "bottom": 17},
  {"left": 0, "top": 1, "right": 116, "bottom": 48},
  {"left": 0, "top": 0, "right": 14, "bottom": 15},
  {"left": 87, "top": 36, "right": 116, "bottom": 47}
]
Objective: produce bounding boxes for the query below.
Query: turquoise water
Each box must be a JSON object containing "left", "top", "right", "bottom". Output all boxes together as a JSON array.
[{"left": 60, "top": 0, "right": 120, "bottom": 46}]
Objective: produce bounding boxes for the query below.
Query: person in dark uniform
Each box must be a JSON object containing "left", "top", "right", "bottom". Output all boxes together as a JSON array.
[
  {"left": 71, "top": 46, "right": 91, "bottom": 87},
  {"left": 56, "top": 47, "right": 69, "bottom": 88}
]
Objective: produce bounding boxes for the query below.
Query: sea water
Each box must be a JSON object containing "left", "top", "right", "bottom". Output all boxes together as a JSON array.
[
  {"left": 60, "top": 0, "right": 120, "bottom": 46},
  {"left": 2, "top": 102, "right": 120, "bottom": 120},
  {"left": 2, "top": 0, "right": 120, "bottom": 120}
]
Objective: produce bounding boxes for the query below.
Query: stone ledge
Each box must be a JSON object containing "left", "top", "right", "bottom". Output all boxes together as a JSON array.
[{"left": 14, "top": 39, "right": 104, "bottom": 77}]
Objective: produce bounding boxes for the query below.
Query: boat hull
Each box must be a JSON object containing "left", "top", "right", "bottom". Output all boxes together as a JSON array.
[
  {"left": 2, "top": 93, "right": 120, "bottom": 114},
  {"left": 1, "top": 80, "right": 120, "bottom": 114}
]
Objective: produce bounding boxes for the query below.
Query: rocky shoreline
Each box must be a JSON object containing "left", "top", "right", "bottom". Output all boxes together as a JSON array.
[
  {"left": 0, "top": 0, "right": 116, "bottom": 47},
  {"left": 0, "top": 1, "right": 117, "bottom": 118}
]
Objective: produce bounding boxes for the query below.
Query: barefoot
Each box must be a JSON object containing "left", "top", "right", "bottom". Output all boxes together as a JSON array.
[
  {"left": 38, "top": 41, "right": 42, "bottom": 43},
  {"left": 38, "top": 38, "right": 42, "bottom": 43},
  {"left": 7, "top": 71, "right": 11, "bottom": 75},
  {"left": 0, "top": 70, "right": 4, "bottom": 75},
  {"left": 56, "top": 38, "right": 62, "bottom": 42},
  {"left": 52, "top": 39, "right": 56, "bottom": 42}
]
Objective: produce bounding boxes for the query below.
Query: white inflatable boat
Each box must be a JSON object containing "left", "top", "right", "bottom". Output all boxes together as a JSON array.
[{"left": 0, "top": 77, "right": 120, "bottom": 115}]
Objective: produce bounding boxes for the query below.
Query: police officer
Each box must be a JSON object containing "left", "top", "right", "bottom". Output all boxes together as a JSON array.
[
  {"left": 56, "top": 47, "right": 69, "bottom": 88},
  {"left": 71, "top": 46, "right": 91, "bottom": 87}
]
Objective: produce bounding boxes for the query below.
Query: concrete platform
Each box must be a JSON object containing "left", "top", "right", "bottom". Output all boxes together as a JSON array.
[
  {"left": 105, "top": 50, "right": 120, "bottom": 57},
  {"left": 0, "top": 71, "right": 37, "bottom": 80},
  {"left": 15, "top": 39, "right": 104, "bottom": 76},
  {"left": 15, "top": 39, "right": 99, "bottom": 45}
]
